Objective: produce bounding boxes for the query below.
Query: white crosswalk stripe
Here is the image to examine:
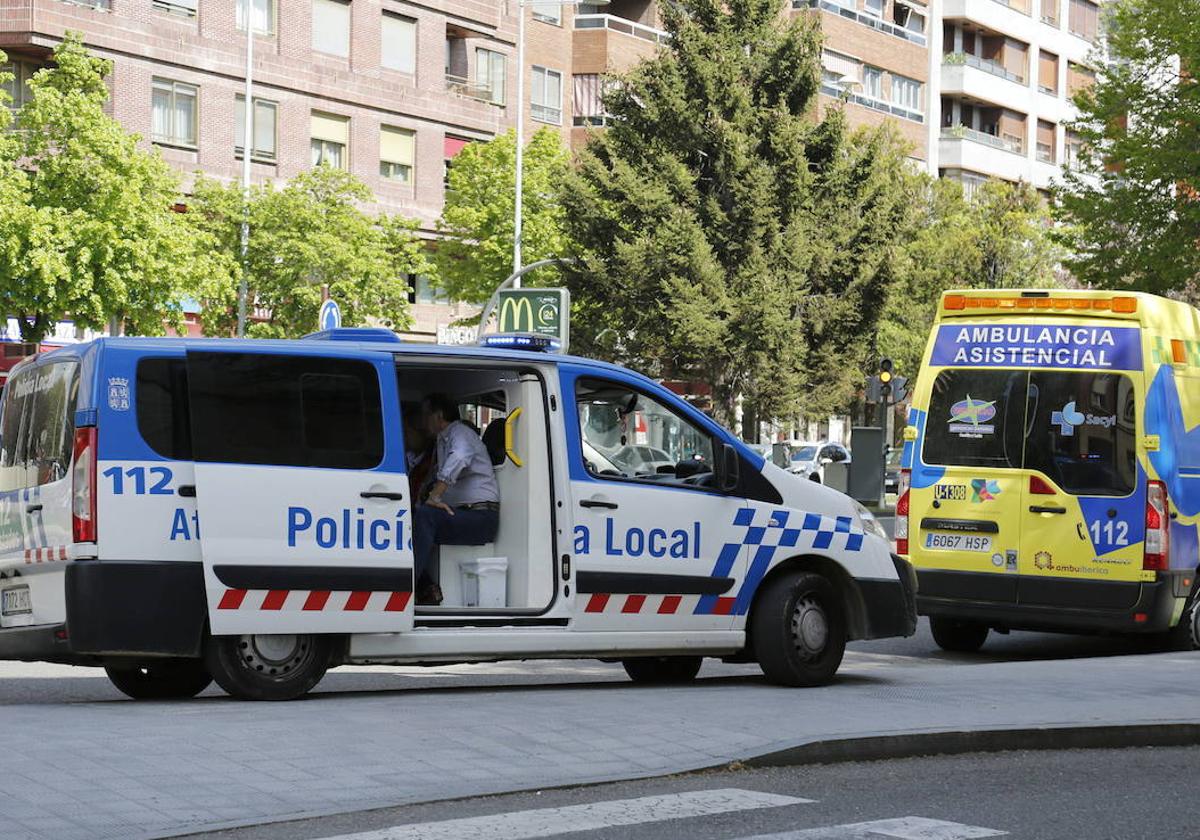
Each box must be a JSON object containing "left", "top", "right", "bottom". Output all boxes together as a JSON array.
[
  {"left": 315, "top": 788, "right": 813, "bottom": 840},
  {"left": 738, "top": 816, "right": 1007, "bottom": 839}
]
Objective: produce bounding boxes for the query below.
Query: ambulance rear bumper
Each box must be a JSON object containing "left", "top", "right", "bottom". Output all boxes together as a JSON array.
[{"left": 916, "top": 569, "right": 1179, "bottom": 634}]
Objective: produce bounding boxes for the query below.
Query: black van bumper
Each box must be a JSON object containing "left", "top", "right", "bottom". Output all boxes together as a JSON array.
[
  {"left": 858, "top": 554, "right": 919, "bottom": 639},
  {"left": 0, "top": 623, "right": 82, "bottom": 664},
  {"left": 916, "top": 568, "right": 1187, "bottom": 634}
]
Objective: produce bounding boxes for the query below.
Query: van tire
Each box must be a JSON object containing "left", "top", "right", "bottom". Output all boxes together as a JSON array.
[
  {"left": 752, "top": 571, "right": 846, "bottom": 687},
  {"left": 621, "top": 656, "right": 702, "bottom": 684},
  {"left": 205, "top": 634, "right": 333, "bottom": 701},
  {"left": 930, "top": 616, "right": 989, "bottom": 652},
  {"left": 104, "top": 660, "right": 212, "bottom": 700}
]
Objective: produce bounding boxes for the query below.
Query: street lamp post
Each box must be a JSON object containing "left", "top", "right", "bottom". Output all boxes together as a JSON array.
[{"left": 236, "top": 2, "right": 255, "bottom": 338}]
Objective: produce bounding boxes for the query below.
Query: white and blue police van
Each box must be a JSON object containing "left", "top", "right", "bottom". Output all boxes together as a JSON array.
[{"left": 0, "top": 329, "right": 915, "bottom": 700}]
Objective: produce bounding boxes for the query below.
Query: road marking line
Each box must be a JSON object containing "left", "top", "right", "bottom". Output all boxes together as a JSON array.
[
  {"left": 315, "top": 788, "right": 813, "bottom": 840},
  {"left": 740, "top": 816, "right": 1007, "bottom": 839}
]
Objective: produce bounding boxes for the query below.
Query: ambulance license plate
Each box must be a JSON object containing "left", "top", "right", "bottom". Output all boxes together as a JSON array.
[
  {"left": 1, "top": 585, "right": 31, "bottom": 617},
  {"left": 924, "top": 533, "right": 993, "bottom": 553}
]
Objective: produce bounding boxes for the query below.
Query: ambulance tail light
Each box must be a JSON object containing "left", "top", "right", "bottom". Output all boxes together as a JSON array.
[
  {"left": 1029, "top": 475, "right": 1056, "bottom": 495},
  {"left": 1144, "top": 480, "right": 1169, "bottom": 572},
  {"left": 895, "top": 469, "right": 911, "bottom": 555},
  {"left": 72, "top": 426, "right": 97, "bottom": 544}
]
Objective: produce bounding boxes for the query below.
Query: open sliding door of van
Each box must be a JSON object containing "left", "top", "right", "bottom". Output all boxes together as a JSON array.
[{"left": 186, "top": 349, "right": 414, "bottom": 636}]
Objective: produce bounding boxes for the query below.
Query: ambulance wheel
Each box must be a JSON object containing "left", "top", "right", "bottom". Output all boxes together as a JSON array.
[
  {"left": 752, "top": 571, "right": 845, "bottom": 687},
  {"left": 621, "top": 656, "right": 703, "bottom": 684},
  {"left": 930, "top": 616, "right": 989, "bottom": 652},
  {"left": 205, "top": 633, "right": 333, "bottom": 701},
  {"left": 104, "top": 659, "right": 212, "bottom": 700}
]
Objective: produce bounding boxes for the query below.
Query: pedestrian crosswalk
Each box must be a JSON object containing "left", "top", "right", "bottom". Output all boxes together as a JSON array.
[{"left": 314, "top": 788, "right": 1006, "bottom": 840}]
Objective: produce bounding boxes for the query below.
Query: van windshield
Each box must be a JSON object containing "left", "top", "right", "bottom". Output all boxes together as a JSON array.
[{"left": 923, "top": 368, "right": 1137, "bottom": 497}]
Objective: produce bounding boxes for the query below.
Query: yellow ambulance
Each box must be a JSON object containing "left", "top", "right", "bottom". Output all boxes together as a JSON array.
[{"left": 899, "top": 289, "right": 1200, "bottom": 651}]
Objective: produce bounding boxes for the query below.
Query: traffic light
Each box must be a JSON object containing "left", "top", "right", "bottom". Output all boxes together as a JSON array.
[{"left": 878, "top": 358, "right": 893, "bottom": 400}]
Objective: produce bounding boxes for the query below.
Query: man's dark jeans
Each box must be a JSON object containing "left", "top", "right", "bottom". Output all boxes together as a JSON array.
[{"left": 413, "top": 504, "right": 500, "bottom": 585}]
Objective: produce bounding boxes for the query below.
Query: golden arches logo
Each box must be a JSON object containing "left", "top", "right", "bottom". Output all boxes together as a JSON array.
[{"left": 499, "top": 296, "right": 536, "bottom": 333}]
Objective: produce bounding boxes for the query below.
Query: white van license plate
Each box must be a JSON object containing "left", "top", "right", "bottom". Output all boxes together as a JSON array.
[
  {"left": 1, "top": 586, "right": 31, "bottom": 616},
  {"left": 924, "top": 533, "right": 993, "bottom": 553}
]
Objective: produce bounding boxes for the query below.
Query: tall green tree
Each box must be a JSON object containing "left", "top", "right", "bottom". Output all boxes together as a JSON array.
[
  {"left": 436, "top": 128, "right": 572, "bottom": 303},
  {"left": 0, "top": 34, "right": 224, "bottom": 341},
  {"left": 560, "top": 0, "right": 921, "bottom": 429},
  {"left": 880, "top": 179, "right": 1062, "bottom": 378},
  {"left": 1054, "top": 0, "right": 1200, "bottom": 293},
  {"left": 189, "top": 166, "right": 432, "bottom": 338}
]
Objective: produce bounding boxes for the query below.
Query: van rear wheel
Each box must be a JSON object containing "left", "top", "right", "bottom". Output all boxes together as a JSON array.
[
  {"left": 105, "top": 659, "right": 212, "bottom": 700},
  {"left": 205, "top": 633, "right": 333, "bottom": 701},
  {"left": 930, "top": 616, "right": 989, "bottom": 652},
  {"left": 621, "top": 656, "right": 702, "bottom": 684},
  {"left": 752, "top": 571, "right": 846, "bottom": 687}
]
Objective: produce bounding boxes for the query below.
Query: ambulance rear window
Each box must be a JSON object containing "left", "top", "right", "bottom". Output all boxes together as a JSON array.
[{"left": 923, "top": 369, "right": 1025, "bottom": 469}]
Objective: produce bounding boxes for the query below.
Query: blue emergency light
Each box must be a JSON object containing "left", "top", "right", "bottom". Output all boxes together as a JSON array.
[{"left": 479, "top": 333, "right": 562, "bottom": 352}]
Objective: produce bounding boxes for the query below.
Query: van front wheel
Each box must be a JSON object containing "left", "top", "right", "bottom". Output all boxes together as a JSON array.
[
  {"left": 205, "top": 634, "right": 333, "bottom": 701},
  {"left": 930, "top": 616, "right": 989, "bottom": 652},
  {"left": 752, "top": 571, "right": 846, "bottom": 687},
  {"left": 105, "top": 659, "right": 212, "bottom": 700},
  {"left": 622, "top": 656, "right": 702, "bottom": 684}
]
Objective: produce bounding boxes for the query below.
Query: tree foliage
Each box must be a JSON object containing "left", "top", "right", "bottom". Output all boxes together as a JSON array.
[
  {"left": 1053, "top": 0, "right": 1200, "bottom": 293},
  {"left": 560, "top": 0, "right": 922, "bottom": 428},
  {"left": 188, "top": 166, "right": 432, "bottom": 338},
  {"left": 436, "top": 128, "right": 572, "bottom": 304},
  {"left": 0, "top": 34, "right": 225, "bottom": 341}
]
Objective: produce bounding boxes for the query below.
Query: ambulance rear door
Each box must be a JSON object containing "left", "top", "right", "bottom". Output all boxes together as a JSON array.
[
  {"left": 911, "top": 367, "right": 1028, "bottom": 604},
  {"left": 186, "top": 348, "right": 414, "bottom": 636}
]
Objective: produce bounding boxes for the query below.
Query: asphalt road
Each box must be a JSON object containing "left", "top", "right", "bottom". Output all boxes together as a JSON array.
[{"left": 184, "top": 745, "right": 1200, "bottom": 840}]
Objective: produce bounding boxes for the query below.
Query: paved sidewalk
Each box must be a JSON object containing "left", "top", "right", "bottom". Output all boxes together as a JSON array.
[{"left": 0, "top": 650, "right": 1197, "bottom": 840}]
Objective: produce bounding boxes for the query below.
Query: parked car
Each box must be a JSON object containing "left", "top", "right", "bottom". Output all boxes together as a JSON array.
[
  {"left": 884, "top": 447, "right": 903, "bottom": 495},
  {"left": 790, "top": 441, "right": 851, "bottom": 483},
  {"left": 611, "top": 444, "right": 676, "bottom": 475}
]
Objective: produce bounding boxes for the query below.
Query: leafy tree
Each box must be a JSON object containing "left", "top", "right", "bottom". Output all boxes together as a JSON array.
[
  {"left": 560, "top": 0, "right": 921, "bottom": 429},
  {"left": 436, "top": 128, "right": 573, "bottom": 304},
  {"left": 189, "top": 166, "right": 431, "bottom": 338},
  {"left": 0, "top": 34, "right": 224, "bottom": 341},
  {"left": 880, "top": 179, "right": 1062, "bottom": 378},
  {"left": 1053, "top": 0, "right": 1200, "bottom": 293}
]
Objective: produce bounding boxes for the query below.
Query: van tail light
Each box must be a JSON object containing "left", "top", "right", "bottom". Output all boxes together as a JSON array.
[
  {"left": 895, "top": 469, "right": 911, "bottom": 555},
  {"left": 1144, "top": 480, "right": 1169, "bottom": 571},
  {"left": 72, "top": 426, "right": 97, "bottom": 544},
  {"left": 1029, "top": 475, "right": 1056, "bottom": 495}
]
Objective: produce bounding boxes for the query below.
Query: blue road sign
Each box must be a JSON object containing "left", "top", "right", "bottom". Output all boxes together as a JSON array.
[{"left": 319, "top": 299, "right": 342, "bottom": 331}]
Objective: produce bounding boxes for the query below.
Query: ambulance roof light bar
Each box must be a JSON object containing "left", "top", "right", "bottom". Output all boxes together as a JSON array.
[
  {"left": 479, "top": 333, "right": 561, "bottom": 352},
  {"left": 942, "top": 293, "right": 1138, "bottom": 314}
]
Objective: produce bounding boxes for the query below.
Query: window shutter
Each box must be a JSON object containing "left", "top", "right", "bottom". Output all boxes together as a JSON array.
[
  {"left": 821, "top": 51, "right": 860, "bottom": 82},
  {"left": 380, "top": 126, "right": 415, "bottom": 166},
  {"left": 312, "top": 0, "right": 351, "bottom": 57},
  {"left": 311, "top": 111, "right": 349, "bottom": 144},
  {"left": 1038, "top": 51, "right": 1057, "bottom": 91},
  {"left": 255, "top": 101, "right": 276, "bottom": 156},
  {"left": 573, "top": 74, "right": 602, "bottom": 118},
  {"left": 382, "top": 13, "right": 417, "bottom": 74}
]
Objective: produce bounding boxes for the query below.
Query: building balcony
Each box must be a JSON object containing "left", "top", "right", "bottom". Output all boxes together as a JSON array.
[
  {"left": 939, "top": 125, "right": 1032, "bottom": 183},
  {"left": 793, "top": 0, "right": 927, "bottom": 47},
  {"left": 820, "top": 82, "right": 924, "bottom": 123},
  {"left": 573, "top": 14, "right": 670, "bottom": 45},
  {"left": 445, "top": 74, "right": 499, "bottom": 105},
  {"left": 940, "top": 61, "right": 1030, "bottom": 113},
  {"left": 572, "top": 14, "right": 668, "bottom": 74}
]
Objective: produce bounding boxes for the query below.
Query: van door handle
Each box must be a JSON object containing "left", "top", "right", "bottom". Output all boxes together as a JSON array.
[
  {"left": 25, "top": 504, "right": 42, "bottom": 513},
  {"left": 580, "top": 499, "right": 619, "bottom": 510},
  {"left": 178, "top": 485, "right": 196, "bottom": 498},
  {"left": 1029, "top": 505, "right": 1067, "bottom": 514},
  {"left": 361, "top": 491, "right": 404, "bottom": 501}
]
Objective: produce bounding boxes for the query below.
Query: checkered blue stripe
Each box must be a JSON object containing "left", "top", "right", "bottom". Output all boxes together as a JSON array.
[{"left": 697, "top": 506, "right": 865, "bottom": 616}]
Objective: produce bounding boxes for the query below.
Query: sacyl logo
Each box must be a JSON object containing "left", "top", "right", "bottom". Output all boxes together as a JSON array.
[{"left": 1051, "top": 400, "right": 1116, "bottom": 436}]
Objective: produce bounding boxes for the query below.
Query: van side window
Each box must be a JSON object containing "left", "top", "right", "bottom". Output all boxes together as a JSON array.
[
  {"left": 0, "top": 363, "right": 79, "bottom": 490},
  {"left": 187, "top": 353, "right": 384, "bottom": 469},
  {"left": 575, "top": 378, "right": 714, "bottom": 486},
  {"left": 923, "top": 369, "right": 1026, "bottom": 469},
  {"left": 137, "top": 358, "right": 192, "bottom": 460}
]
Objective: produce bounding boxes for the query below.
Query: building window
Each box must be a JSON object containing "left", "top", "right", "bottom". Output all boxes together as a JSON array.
[
  {"left": 235, "top": 95, "right": 278, "bottom": 162},
  {"left": 1038, "top": 50, "right": 1058, "bottom": 94},
  {"left": 313, "top": 0, "right": 352, "bottom": 58},
  {"left": 380, "top": 126, "right": 415, "bottom": 183},
  {"left": 410, "top": 275, "right": 448, "bottom": 305},
  {"left": 311, "top": 111, "right": 349, "bottom": 169},
  {"left": 531, "top": 66, "right": 563, "bottom": 125},
  {"left": 1065, "top": 130, "right": 1085, "bottom": 166},
  {"left": 151, "top": 78, "right": 198, "bottom": 148},
  {"left": 1067, "top": 0, "right": 1099, "bottom": 41},
  {"left": 892, "top": 1, "right": 925, "bottom": 35},
  {"left": 531, "top": 2, "right": 562, "bottom": 24},
  {"left": 573, "top": 74, "right": 610, "bottom": 125},
  {"left": 476, "top": 49, "right": 507, "bottom": 105},
  {"left": 444, "top": 135, "right": 471, "bottom": 189},
  {"left": 1, "top": 60, "right": 40, "bottom": 112},
  {"left": 382, "top": 13, "right": 417, "bottom": 74},
  {"left": 237, "top": 0, "right": 276, "bottom": 34},
  {"left": 154, "top": 0, "right": 198, "bottom": 16},
  {"left": 863, "top": 0, "right": 885, "bottom": 16},
  {"left": 1040, "top": 0, "right": 1058, "bottom": 25},
  {"left": 1036, "top": 119, "right": 1056, "bottom": 163},
  {"left": 891, "top": 74, "right": 922, "bottom": 111},
  {"left": 1067, "top": 61, "right": 1096, "bottom": 97},
  {"left": 863, "top": 66, "right": 883, "bottom": 99},
  {"left": 61, "top": 0, "right": 111, "bottom": 8}
]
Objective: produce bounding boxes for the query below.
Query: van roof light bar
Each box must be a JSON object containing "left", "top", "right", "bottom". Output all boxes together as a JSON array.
[{"left": 304, "top": 328, "right": 403, "bottom": 343}]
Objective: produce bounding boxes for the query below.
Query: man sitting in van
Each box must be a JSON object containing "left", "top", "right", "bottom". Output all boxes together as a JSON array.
[{"left": 413, "top": 393, "right": 501, "bottom": 606}]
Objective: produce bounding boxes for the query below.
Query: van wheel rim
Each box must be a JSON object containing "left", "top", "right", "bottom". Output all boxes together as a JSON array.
[
  {"left": 791, "top": 595, "right": 829, "bottom": 660},
  {"left": 238, "top": 634, "right": 311, "bottom": 677}
]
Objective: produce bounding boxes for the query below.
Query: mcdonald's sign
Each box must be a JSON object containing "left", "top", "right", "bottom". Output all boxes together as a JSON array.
[{"left": 496, "top": 288, "right": 569, "bottom": 351}]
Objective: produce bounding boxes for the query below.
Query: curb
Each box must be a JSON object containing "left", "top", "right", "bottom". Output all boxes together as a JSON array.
[{"left": 743, "top": 722, "right": 1200, "bottom": 768}]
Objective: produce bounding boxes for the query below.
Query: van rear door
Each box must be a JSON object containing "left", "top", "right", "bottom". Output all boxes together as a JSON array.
[
  {"left": 186, "top": 349, "right": 414, "bottom": 635},
  {"left": 912, "top": 368, "right": 1026, "bottom": 604}
]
